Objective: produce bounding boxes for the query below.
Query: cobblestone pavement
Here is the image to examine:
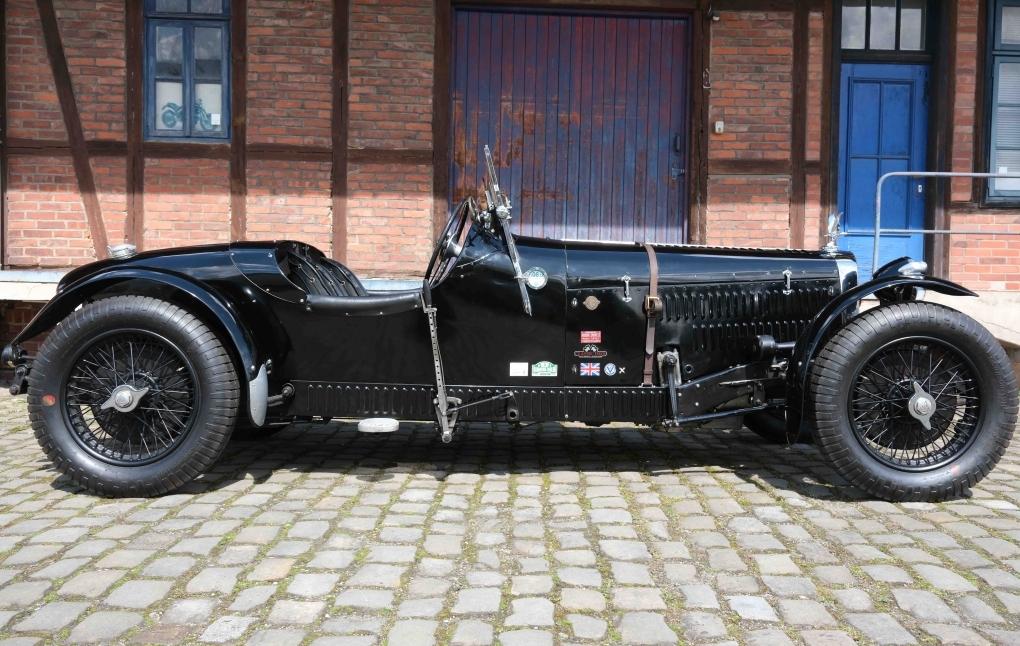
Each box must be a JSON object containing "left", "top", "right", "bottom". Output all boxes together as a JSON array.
[{"left": 0, "top": 395, "right": 1019, "bottom": 645}]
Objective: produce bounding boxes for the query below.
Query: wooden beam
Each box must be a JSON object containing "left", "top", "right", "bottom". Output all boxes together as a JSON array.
[
  {"left": 350, "top": 148, "right": 433, "bottom": 165},
  {"left": 688, "top": 0, "right": 710, "bottom": 244},
  {"left": 7, "top": 138, "right": 435, "bottom": 166},
  {"left": 125, "top": 0, "right": 144, "bottom": 249},
  {"left": 1, "top": 0, "right": 7, "bottom": 269},
  {"left": 432, "top": 0, "right": 452, "bottom": 239},
  {"left": 714, "top": 0, "right": 792, "bottom": 9},
  {"left": 35, "top": 0, "right": 108, "bottom": 259},
  {"left": 928, "top": 0, "right": 957, "bottom": 279},
  {"left": 331, "top": 0, "right": 349, "bottom": 262},
  {"left": 789, "top": 1, "right": 808, "bottom": 248},
  {"left": 972, "top": 0, "right": 989, "bottom": 202},
  {"left": 709, "top": 158, "right": 791, "bottom": 176},
  {"left": 452, "top": 0, "right": 698, "bottom": 11},
  {"left": 819, "top": 0, "right": 839, "bottom": 245},
  {"left": 145, "top": 141, "right": 229, "bottom": 159},
  {"left": 8, "top": 138, "right": 124, "bottom": 155},
  {"left": 248, "top": 143, "right": 331, "bottom": 161},
  {"left": 715, "top": 0, "right": 824, "bottom": 10},
  {"left": 229, "top": 0, "right": 247, "bottom": 242}
]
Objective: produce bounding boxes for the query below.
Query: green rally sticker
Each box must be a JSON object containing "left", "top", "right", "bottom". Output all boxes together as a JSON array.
[{"left": 531, "top": 361, "right": 558, "bottom": 377}]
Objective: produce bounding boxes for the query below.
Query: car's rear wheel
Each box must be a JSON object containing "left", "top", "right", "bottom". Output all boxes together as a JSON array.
[
  {"left": 808, "top": 302, "right": 1017, "bottom": 502},
  {"left": 28, "top": 295, "right": 240, "bottom": 497}
]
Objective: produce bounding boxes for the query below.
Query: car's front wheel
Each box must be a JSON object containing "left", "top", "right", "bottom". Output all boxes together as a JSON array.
[
  {"left": 809, "top": 302, "right": 1018, "bottom": 502},
  {"left": 28, "top": 295, "right": 240, "bottom": 497}
]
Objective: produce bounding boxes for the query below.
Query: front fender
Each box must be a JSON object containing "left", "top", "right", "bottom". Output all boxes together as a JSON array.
[{"left": 785, "top": 275, "right": 976, "bottom": 439}]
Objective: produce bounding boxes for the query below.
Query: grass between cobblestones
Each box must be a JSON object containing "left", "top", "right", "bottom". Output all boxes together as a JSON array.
[{"left": 0, "top": 394, "right": 1018, "bottom": 644}]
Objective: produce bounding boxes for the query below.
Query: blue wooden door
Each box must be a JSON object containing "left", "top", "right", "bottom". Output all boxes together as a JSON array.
[{"left": 838, "top": 63, "right": 928, "bottom": 279}]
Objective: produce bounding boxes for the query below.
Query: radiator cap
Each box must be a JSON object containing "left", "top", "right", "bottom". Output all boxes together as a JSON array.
[{"left": 358, "top": 418, "right": 400, "bottom": 433}]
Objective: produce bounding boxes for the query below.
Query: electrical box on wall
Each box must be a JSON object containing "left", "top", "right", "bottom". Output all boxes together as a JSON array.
[{"left": 714, "top": 121, "right": 725, "bottom": 134}]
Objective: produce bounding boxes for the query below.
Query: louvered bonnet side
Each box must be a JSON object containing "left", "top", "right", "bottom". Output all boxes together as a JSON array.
[{"left": 654, "top": 266, "right": 840, "bottom": 379}]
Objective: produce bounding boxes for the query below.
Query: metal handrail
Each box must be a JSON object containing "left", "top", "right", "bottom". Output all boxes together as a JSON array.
[{"left": 873, "top": 171, "right": 1020, "bottom": 274}]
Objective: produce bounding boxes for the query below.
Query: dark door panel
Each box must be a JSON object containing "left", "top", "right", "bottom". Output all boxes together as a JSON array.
[{"left": 451, "top": 9, "right": 690, "bottom": 243}]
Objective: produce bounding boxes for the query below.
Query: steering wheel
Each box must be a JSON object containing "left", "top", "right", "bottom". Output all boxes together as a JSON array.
[{"left": 425, "top": 198, "right": 472, "bottom": 284}]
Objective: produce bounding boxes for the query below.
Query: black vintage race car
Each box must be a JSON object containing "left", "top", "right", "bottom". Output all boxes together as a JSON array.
[{"left": 3, "top": 147, "right": 1017, "bottom": 501}]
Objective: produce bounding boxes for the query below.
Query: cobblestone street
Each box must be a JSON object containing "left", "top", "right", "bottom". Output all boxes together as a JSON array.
[{"left": 0, "top": 394, "right": 1019, "bottom": 645}]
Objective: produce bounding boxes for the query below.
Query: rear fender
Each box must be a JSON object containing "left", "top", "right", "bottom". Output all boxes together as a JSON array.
[
  {"left": 786, "top": 275, "right": 976, "bottom": 440},
  {"left": 5, "top": 268, "right": 268, "bottom": 426}
]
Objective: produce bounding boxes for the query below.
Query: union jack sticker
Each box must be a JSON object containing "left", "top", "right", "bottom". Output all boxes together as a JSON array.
[{"left": 580, "top": 362, "right": 601, "bottom": 377}]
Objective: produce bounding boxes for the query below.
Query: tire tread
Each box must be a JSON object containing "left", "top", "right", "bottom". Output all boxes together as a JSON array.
[
  {"left": 808, "top": 301, "right": 1018, "bottom": 502},
  {"left": 27, "top": 295, "right": 240, "bottom": 497}
]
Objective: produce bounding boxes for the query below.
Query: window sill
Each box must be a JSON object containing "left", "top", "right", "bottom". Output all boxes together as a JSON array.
[
  {"left": 978, "top": 197, "right": 1020, "bottom": 209},
  {"left": 144, "top": 137, "right": 230, "bottom": 144}
]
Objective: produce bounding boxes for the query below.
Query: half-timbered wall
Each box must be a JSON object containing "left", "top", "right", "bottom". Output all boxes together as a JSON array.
[
  {"left": 0, "top": 0, "right": 1017, "bottom": 294},
  {"left": 1, "top": 0, "right": 437, "bottom": 278}
]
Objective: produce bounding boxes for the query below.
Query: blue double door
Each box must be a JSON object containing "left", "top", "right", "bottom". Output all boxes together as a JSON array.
[{"left": 838, "top": 63, "right": 928, "bottom": 280}]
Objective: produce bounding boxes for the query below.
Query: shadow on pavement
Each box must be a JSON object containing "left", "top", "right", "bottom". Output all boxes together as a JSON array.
[{"left": 45, "top": 421, "right": 870, "bottom": 502}]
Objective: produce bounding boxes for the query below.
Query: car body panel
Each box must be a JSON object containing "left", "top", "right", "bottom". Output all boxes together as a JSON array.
[{"left": 4, "top": 215, "right": 978, "bottom": 430}]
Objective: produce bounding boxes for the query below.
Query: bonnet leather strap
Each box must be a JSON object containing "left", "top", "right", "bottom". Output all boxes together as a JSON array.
[{"left": 642, "top": 243, "right": 662, "bottom": 386}]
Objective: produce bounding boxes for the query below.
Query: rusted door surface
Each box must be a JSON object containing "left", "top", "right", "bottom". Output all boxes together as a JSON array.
[{"left": 450, "top": 9, "right": 690, "bottom": 242}]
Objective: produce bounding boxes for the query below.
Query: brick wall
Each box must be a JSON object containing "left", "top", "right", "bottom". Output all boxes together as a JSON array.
[
  {"left": 0, "top": 0, "right": 1017, "bottom": 293},
  {"left": 945, "top": 0, "right": 1020, "bottom": 291},
  {"left": 947, "top": 210, "right": 1020, "bottom": 291},
  {"left": 708, "top": 11, "right": 793, "bottom": 162},
  {"left": 348, "top": 0, "right": 433, "bottom": 150},
  {"left": 706, "top": 176, "right": 791, "bottom": 248},
  {"left": 246, "top": 159, "right": 333, "bottom": 252},
  {"left": 54, "top": 0, "right": 125, "bottom": 141},
  {"left": 705, "top": 11, "right": 794, "bottom": 249},
  {"left": 247, "top": 0, "right": 332, "bottom": 147},
  {"left": 805, "top": 10, "right": 824, "bottom": 167},
  {"left": 5, "top": 156, "right": 96, "bottom": 267},
  {"left": 346, "top": 0, "right": 434, "bottom": 276},
  {"left": 346, "top": 162, "right": 433, "bottom": 276},
  {"left": 0, "top": 302, "right": 44, "bottom": 352},
  {"left": 803, "top": 10, "right": 825, "bottom": 250},
  {"left": 952, "top": 0, "right": 981, "bottom": 203},
  {"left": 6, "top": 0, "right": 66, "bottom": 141},
  {"left": 93, "top": 156, "right": 129, "bottom": 247},
  {"left": 142, "top": 158, "right": 231, "bottom": 249}
]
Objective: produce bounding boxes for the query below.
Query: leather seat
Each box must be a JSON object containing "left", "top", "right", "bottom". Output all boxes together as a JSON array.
[
  {"left": 305, "top": 290, "right": 422, "bottom": 316},
  {"left": 284, "top": 245, "right": 421, "bottom": 315}
]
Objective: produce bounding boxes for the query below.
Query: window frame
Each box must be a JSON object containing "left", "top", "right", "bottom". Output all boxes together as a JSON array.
[
  {"left": 143, "top": 0, "right": 231, "bottom": 142},
  {"left": 840, "top": 0, "right": 935, "bottom": 60},
  {"left": 985, "top": 0, "right": 1020, "bottom": 203}
]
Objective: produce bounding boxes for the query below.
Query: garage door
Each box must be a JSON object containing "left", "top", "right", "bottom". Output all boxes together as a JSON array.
[{"left": 450, "top": 9, "right": 691, "bottom": 243}]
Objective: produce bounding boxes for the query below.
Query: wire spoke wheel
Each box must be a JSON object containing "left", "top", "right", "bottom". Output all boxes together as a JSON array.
[
  {"left": 848, "top": 337, "right": 982, "bottom": 471},
  {"left": 64, "top": 330, "right": 198, "bottom": 466}
]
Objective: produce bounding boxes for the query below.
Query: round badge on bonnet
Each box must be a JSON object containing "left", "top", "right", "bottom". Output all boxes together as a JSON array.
[{"left": 524, "top": 267, "right": 548, "bottom": 290}]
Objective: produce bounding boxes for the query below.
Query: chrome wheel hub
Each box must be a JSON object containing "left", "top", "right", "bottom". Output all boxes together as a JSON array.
[
  {"left": 100, "top": 384, "right": 150, "bottom": 414},
  {"left": 907, "top": 381, "right": 936, "bottom": 431}
]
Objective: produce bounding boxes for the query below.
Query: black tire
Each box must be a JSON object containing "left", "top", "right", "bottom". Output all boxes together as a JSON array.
[
  {"left": 809, "top": 302, "right": 1018, "bottom": 502},
  {"left": 28, "top": 295, "right": 240, "bottom": 497}
]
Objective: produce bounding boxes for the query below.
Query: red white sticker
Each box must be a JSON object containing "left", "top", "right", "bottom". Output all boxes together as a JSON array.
[{"left": 580, "top": 330, "right": 602, "bottom": 344}]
